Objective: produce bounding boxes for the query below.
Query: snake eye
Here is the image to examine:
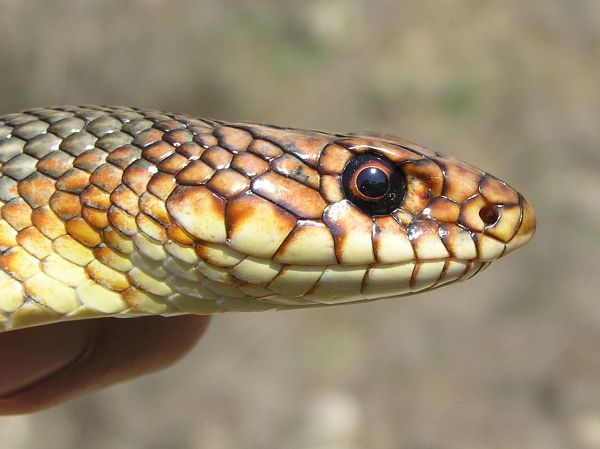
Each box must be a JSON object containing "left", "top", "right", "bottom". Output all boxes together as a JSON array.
[
  {"left": 356, "top": 166, "right": 389, "bottom": 198},
  {"left": 342, "top": 153, "right": 406, "bottom": 215}
]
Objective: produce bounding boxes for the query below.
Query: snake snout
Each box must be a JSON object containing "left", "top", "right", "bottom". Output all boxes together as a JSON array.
[
  {"left": 473, "top": 193, "right": 536, "bottom": 259},
  {"left": 503, "top": 196, "right": 536, "bottom": 254}
]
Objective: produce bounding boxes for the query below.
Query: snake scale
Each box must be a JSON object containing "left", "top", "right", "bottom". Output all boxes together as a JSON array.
[{"left": 0, "top": 106, "right": 535, "bottom": 332}]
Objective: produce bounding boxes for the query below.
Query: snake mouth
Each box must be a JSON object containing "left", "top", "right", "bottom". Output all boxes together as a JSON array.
[{"left": 254, "top": 257, "right": 491, "bottom": 307}]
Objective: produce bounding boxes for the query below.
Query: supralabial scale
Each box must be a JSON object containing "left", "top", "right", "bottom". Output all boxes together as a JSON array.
[{"left": 0, "top": 106, "right": 536, "bottom": 332}]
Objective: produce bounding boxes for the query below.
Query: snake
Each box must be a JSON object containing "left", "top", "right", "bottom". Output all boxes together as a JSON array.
[{"left": 0, "top": 105, "right": 536, "bottom": 332}]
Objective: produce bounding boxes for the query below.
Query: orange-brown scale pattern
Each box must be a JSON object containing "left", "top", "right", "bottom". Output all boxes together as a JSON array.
[{"left": 0, "top": 106, "right": 535, "bottom": 331}]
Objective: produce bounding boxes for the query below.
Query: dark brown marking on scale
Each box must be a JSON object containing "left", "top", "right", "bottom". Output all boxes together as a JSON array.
[
  {"left": 514, "top": 195, "right": 536, "bottom": 241},
  {"left": 402, "top": 158, "right": 444, "bottom": 198},
  {"left": 350, "top": 132, "right": 440, "bottom": 159},
  {"left": 303, "top": 267, "right": 330, "bottom": 299},
  {"left": 166, "top": 186, "right": 226, "bottom": 239},
  {"left": 334, "top": 138, "right": 425, "bottom": 165},
  {"left": 318, "top": 144, "right": 353, "bottom": 176},
  {"left": 322, "top": 200, "right": 374, "bottom": 264},
  {"left": 424, "top": 196, "right": 458, "bottom": 222},
  {"left": 408, "top": 220, "right": 446, "bottom": 260},
  {"left": 273, "top": 220, "right": 336, "bottom": 265},
  {"left": 438, "top": 160, "right": 482, "bottom": 203},
  {"left": 457, "top": 261, "right": 474, "bottom": 282},
  {"left": 371, "top": 218, "right": 383, "bottom": 264},
  {"left": 458, "top": 194, "right": 487, "bottom": 233},
  {"left": 466, "top": 260, "right": 487, "bottom": 281},
  {"left": 225, "top": 192, "right": 297, "bottom": 247},
  {"left": 479, "top": 175, "right": 520, "bottom": 205},
  {"left": 251, "top": 171, "right": 327, "bottom": 219},
  {"left": 437, "top": 222, "right": 457, "bottom": 259},
  {"left": 409, "top": 262, "right": 419, "bottom": 289},
  {"left": 438, "top": 260, "right": 451, "bottom": 285},
  {"left": 391, "top": 209, "right": 412, "bottom": 227},
  {"left": 271, "top": 154, "right": 320, "bottom": 190},
  {"left": 360, "top": 265, "right": 372, "bottom": 295}
]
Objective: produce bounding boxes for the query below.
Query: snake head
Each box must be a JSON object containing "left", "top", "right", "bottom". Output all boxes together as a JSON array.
[{"left": 167, "top": 123, "right": 536, "bottom": 307}]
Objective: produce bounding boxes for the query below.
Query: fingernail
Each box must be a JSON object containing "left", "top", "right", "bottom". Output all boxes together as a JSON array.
[{"left": 0, "top": 320, "right": 96, "bottom": 397}]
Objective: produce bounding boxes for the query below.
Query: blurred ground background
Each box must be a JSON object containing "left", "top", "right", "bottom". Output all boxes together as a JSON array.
[{"left": 0, "top": 0, "right": 599, "bottom": 448}]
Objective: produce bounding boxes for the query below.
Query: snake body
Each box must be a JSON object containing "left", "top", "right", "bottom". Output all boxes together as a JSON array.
[{"left": 0, "top": 106, "right": 535, "bottom": 332}]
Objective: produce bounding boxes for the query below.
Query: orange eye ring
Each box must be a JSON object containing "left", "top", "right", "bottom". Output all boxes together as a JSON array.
[
  {"left": 348, "top": 159, "right": 393, "bottom": 201},
  {"left": 342, "top": 153, "right": 406, "bottom": 215}
]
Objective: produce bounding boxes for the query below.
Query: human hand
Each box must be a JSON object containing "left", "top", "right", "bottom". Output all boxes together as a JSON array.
[{"left": 0, "top": 315, "right": 210, "bottom": 414}]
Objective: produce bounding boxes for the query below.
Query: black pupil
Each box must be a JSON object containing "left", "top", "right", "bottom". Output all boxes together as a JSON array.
[
  {"left": 357, "top": 167, "right": 389, "bottom": 198},
  {"left": 342, "top": 152, "right": 406, "bottom": 215}
]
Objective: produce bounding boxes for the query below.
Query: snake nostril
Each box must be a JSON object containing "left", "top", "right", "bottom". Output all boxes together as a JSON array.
[{"left": 479, "top": 204, "right": 500, "bottom": 226}]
